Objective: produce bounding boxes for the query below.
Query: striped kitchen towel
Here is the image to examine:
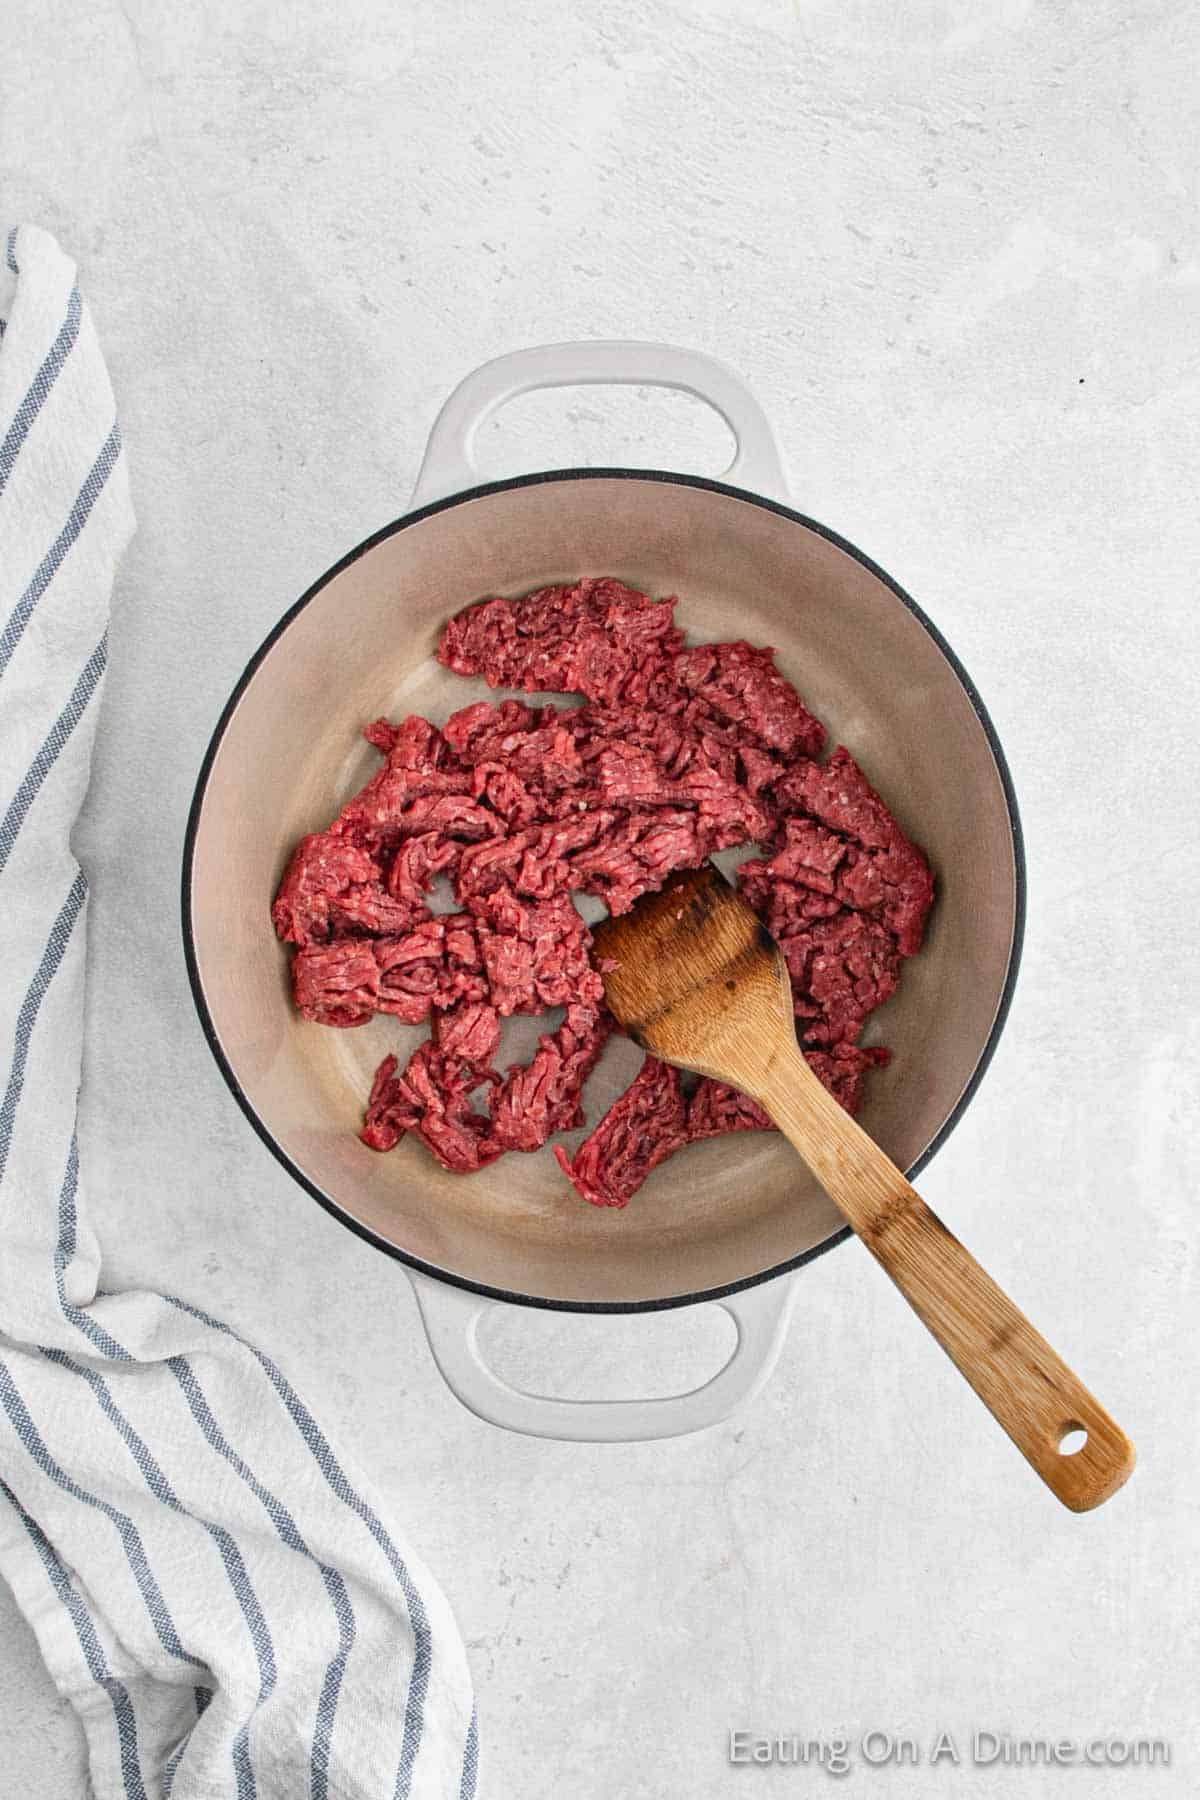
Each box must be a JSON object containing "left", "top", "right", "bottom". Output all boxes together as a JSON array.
[{"left": 0, "top": 224, "right": 478, "bottom": 1800}]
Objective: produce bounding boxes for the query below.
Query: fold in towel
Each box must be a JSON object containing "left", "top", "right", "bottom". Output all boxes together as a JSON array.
[{"left": 0, "top": 224, "right": 478, "bottom": 1800}]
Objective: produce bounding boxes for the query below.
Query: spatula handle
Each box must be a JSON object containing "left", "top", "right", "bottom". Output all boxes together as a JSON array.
[{"left": 758, "top": 1048, "right": 1135, "bottom": 1512}]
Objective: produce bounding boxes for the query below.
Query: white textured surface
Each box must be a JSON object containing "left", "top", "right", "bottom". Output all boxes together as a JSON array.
[{"left": 2, "top": 2, "right": 1198, "bottom": 1795}]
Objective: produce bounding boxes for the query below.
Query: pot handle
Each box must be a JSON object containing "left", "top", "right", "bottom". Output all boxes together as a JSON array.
[
  {"left": 408, "top": 340, "right": 789, "bottom": 509},
  {"left": 407, "top": 1268, "right": 797, "bottom": 1441}
]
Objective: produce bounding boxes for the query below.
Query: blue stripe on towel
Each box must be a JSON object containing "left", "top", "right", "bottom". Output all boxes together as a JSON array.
[
  {"left": 0, "top": 420, "right": 121, "bottom": 683},
  {"left": 166, "top": 1355, "right": 356, "bottom": 1800},
  {"left": 160, "top": 1687, "right": 213, "bottom": 1798},
  {"left": 163, "top": 1294, "right": 435, "bottom": 1799},
  {"left": 0, "top": 634, "right": 107, "bottom": 876},
  {"left": 46, "top": 1352, "right": 276, "bottom": 1800},
  {"left": 0, "top": 1357, "right": 202, "bottom": 1670},
  {"left": 0, "top": 286, "right": 82, "bottom": 501},
  {"left": 48, "top": 1160, "right": 283, "bottom": 1800},
  {"left": 459, "top": 1706, "right": 479, "bottom": 1800},
  {"left": 163, "top": 1732, "right": 188, "bottom": 1797},
  {"left": 0, "top": 1475, "right": 148, "bottom": 1800},
  {"left": 0, "top": 869, "right": 86, "bottom": 1186},
  {"left": 52, "top": 1134, "right": 132, "bottom": 1360}
]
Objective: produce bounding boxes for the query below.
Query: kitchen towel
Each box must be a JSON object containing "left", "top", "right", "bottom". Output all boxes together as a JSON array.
[{"left": 0, "top": 223, "right": 478, "bottom": 1800}]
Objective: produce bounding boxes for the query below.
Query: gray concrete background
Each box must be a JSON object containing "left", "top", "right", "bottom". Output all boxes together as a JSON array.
[{"left": 2, "top": 1, "right": 1198, "bottom": 1794}]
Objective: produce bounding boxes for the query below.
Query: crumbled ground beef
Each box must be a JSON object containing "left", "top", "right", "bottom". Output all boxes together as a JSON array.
[
  {"left": 274, "top": 577, "right": 933, "bottom": 1205},
  {"left": 360, "top": 1005, "right": 501, "bottom": 1170},
  {"left": 467, "top": 889, "right": 603, "bottom": 1015},
  {"left": 272, "top": 833, "right": 426, "bottom": 946},
  {"left": 671, "top": 640, "right": 827, "bottom": 758},
  {"left": 292, "top": 915, "right": 487, "bottom": 1028},
  {"left": 773, "top": 748, "right": 933, "bottom": 956},
  {"left": 685, "top": 1078, "right": 775, "bottom": 1142},
  {"left": 554, "top": 1057, "right": 689, "bottom": 1208},
  {"left": 488, "top": 1003, "right": 612, "bottom": 1155},
  {"left": 555, "top": 1062, "right": 781, "bottom": 1209},
  {"left": 438, "top": 575, "right": 684, "bottom": 705}
]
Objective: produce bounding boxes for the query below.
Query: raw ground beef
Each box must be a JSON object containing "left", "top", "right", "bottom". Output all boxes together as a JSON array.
[{"left": 273, "top": 576, "right": 934, "bottom": 1204}]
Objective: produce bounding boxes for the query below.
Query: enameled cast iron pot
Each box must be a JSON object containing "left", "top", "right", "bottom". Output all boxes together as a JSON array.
[{"left": 183, "top": 342, "right": 1024, "bottom": 1441}]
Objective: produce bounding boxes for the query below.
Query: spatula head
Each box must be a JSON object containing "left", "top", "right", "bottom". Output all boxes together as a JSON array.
[{"left": 592, "top": 863, "right": 797, "bottom": 1091}]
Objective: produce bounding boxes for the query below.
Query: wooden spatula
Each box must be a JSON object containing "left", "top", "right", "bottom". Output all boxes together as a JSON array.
[{"left": 593, "top": 863, "right": 1135, "bottom": 1512}]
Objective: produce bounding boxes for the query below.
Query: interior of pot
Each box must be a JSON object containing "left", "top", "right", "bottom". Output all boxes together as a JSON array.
[{"left": 186, "top": 474, "right": 1019, "bottom": 1307}]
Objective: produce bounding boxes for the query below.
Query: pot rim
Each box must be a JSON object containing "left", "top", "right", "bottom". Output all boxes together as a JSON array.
[{"left": 181, "top": 467, "right": 1027, "bottom": 1315}]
